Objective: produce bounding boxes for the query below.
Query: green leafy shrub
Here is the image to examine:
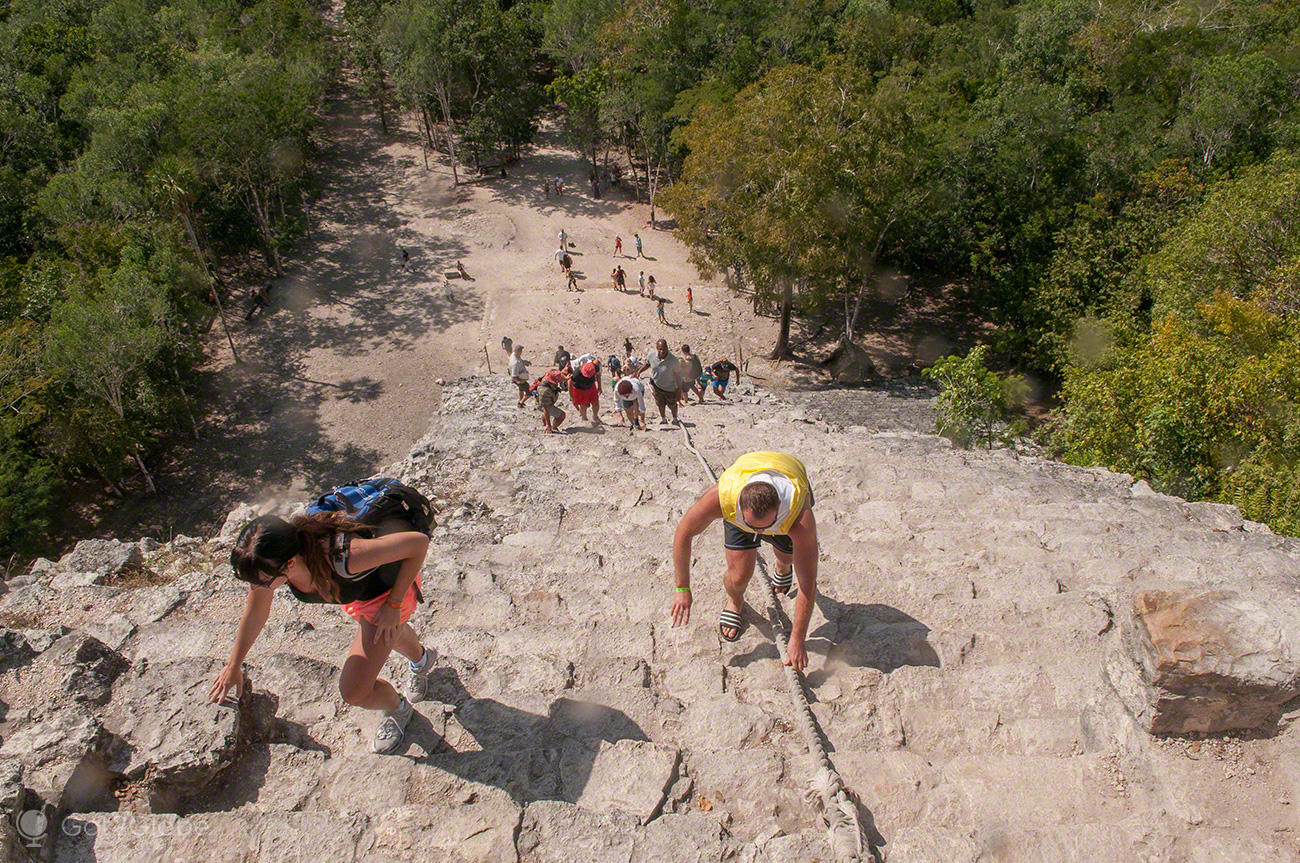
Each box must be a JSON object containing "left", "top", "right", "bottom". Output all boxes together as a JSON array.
[{"left": 923, "top": 345, "right": 1024, "bottom": 449}]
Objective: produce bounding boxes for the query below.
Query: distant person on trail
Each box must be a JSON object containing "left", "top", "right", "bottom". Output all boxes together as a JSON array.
[
  {"left": 657, "top": 296, "right": 668, "bottom": 325},
  {"left": 566, "top": 360, "right": 602, "bottom": 426},
  {"left": 614, "top": 236, "right": 623, "bottom": 257},
  {"left": 245, "top": 283, "right": 271, "bottom": 320},
  {"left": 535, "top": 368, "right": 567, "bottom": 433},
  {"left": 647, "top": 275, "right": 656, "bottom": 298},
  {"left": 555, "top": 247, "right": 567, "bottom": 271},
  {"left": 634, "top": 232, "right": 644, "bottom": 258},
  {"left": 553, "top": 177, "right": 564, "bottom": 196},
  {"left": 708, "top": 358, "right": 738, "bottom": 400},
  {"left": 558, "top": 227, "right": 567, "bottom": 250},
  {"left": 561, "top": 252, "right": 573, "bottom": 274},
  {"left": 400, "top": 248, "right": 410, "bottom": 270},
  {"left": 638, "top": 271, "right": 646, "bottom": 296},
  {"left": 638, "top": 338, "right": 681, "bottom": 426},
  {"left": 217, "top": 484, "right": 438, "bottom": 753},
  {"left": 567, "top": 269, "right": 579, "bottom": 291},
  {"left": 613, "top": 266, "right": 626, "bottom": 291},
  {"left": 606, "top": 355, "right": 624, "bottom": 423},
  {"left": 554, "top": 346, "right": 572, "bottom": 373},
  {"left": 616, "top": 377, "right": 647, "bottom": 432},
  {"left": 681, "top": 345, "right": 705, "bottom": 404},
  {"left": 686, "top": 286, "right": 694, "bottom": 313},
  {"left": 457, "top": 261, "right": 471, "bottom": 280},
  {"left": 624, "top": 337, "right": 634, "bottom": 358},
  {"left": 509, "top": 344, "right": 531, "bottom": 407},
  {"left": 670, "top": 452, "right": 818, "bottom": 668}
]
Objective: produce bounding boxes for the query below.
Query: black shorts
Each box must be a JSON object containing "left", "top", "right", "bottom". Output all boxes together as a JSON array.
[{"left": 724, "top": 521, "right": 793, "bottom": 554}]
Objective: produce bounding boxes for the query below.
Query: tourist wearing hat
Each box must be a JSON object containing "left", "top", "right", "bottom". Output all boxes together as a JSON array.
[
  {"left": 535, "top": 368, "right": 567, "bottom": 433},
  {"left": 708, "top": 357, "right": 738, "bottom": 400},
  {"left": 566, "top": 358, "right": 603, "bottom": 426}
]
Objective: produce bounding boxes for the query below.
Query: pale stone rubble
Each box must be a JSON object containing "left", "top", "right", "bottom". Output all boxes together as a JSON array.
[{"left": 0, "top": 375, "right": 1297, "bottom": 862}]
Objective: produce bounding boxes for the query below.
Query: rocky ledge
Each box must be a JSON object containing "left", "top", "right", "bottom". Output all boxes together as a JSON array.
[{"left": 2, "top": 377, "right": 1298, "bottom": 862}]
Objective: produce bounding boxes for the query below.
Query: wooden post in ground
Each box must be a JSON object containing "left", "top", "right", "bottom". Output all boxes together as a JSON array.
[
  {"left": 737, "top": 341, "right": 744, "bottom": 380},
  {"left": 484, "top": 344, "right": 491, "bottom": 374}
]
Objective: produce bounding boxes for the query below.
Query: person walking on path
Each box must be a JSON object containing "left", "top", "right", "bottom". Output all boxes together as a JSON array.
[
  {"left": 566, "top": 360, "right": 603, "bottom": 426},
  {"left": 615, "top": 266, "right": 627, "bottom": 292},
  {"left": 554, "top": 346, "right": 572, "bottom": 373},
  {"left": 615, "top": 377, "right": 647, "bottom": 432},
  {"left": 657, "top": 296, "right": 668, "bottom": 325},
  {"left": 558, "top": 227, "right": 567, "bottom": 251},
  {"left": 535, "top": 369, "right": 567, "bottom": 433},
  {"left": 509, "top": 344, "right": 531, "bottom": 407},
  {"left": 561, "top": 251, "right": 573, "bottom": 274},
  {"left": 216, "top": 492, "right": 438, "bottom": 753},
  {"left": 670, "top": 451, "right": 818, "bottom": 668},
  {"left": 634, "top": 232, "right": 644, "bottom": 258},
  {"left": 647, "top": 275, "right": 657, "bottom": 298},
  {"left": 555, "top": 247, "right": 568, "bottom": 272},
  {"left": 245, "top": 283, "right": 271, "bottom": 320},
  {"left": 638, "top": 271, "right": 646, "bottom": 296},
  {"left": 708, "top": 357, "right": 738, "bottom": 400},
  {"left": 686, "top": 286, "right": 694, "bottom": 314},
  {"left": 566, "top": 269, "right": 579, "bottom": 291},
  {"left": 637, "top": 339, "right": 682, "bottom": 426},
  {"left": 680, "top": 345, "right": 705, "bottom": 404},
  {"left": 614, "top": 236, "right": 623, "bottom": 257},
  {"left": 624, "top": 337, "right": 634, "bottom": 359},
  {"left": 400, "top": 248, "right": 410, "bottom": 271}
]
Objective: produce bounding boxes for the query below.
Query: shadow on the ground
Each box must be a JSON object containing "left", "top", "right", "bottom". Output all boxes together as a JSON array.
[
  {"left": 414, "top": 667, "right": 650, "bottom": 807},
  {"left": 727, "top": 592, "right": 938, "bottom": 679}
]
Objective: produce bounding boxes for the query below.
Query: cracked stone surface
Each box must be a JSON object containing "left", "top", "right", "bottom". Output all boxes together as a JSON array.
[{"left": 0, "top": 376, "right": 1297, "bottom": 861}]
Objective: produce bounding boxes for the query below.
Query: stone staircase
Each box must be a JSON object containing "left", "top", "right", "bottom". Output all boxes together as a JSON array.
[{"left": 3, "top": 376, "right": 1298, "bottom": 862}]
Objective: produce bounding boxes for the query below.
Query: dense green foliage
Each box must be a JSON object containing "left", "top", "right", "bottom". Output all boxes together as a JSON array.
[
  {"left": 5, "top": 0, "right": 1299, "bottom": 550},
  {"left": 0, "top": 0, "right": 334, "bottom": 553}
]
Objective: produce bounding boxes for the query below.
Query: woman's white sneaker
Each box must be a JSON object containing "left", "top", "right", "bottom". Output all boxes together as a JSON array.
[
  {"left": 404, "top": 647, "right": 437, "bottom": 703},
  {"left": 373, "top": 698, "right": 414, "bottom": 754}
]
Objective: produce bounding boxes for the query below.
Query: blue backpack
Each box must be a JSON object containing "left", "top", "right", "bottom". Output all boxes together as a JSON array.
[
  {"left": 306, "top": 478, "right": 434, "bottom": 603},
  {"left": 306, "top": 478, "right": 435, "bottom": 537}
]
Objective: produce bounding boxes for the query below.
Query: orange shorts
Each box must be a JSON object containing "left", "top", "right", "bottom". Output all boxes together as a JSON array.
[{"left": 342, "top": 574, "right": 422, "bottom": 626}]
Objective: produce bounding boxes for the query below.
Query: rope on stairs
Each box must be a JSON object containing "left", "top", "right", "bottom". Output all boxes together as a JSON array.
[{"left": 676, "top": 419, "right": 869, "bottom": 863}]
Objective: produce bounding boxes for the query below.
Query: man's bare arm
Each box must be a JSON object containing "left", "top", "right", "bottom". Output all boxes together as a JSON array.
[
  {"left": 670, "top": 486, "right": 724, "bottom": 626},
  {"left": 785, "top": 507, "right": 819, "bottom": 668}
]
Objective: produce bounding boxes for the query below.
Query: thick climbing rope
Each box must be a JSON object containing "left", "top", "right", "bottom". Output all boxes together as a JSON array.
[{"left": 676, "top": 420, "right": 869, "bottom": 863}]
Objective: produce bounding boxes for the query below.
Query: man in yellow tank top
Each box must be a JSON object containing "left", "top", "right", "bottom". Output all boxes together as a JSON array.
[{"left": 670, "top": 451, "right": 819, "bottom": 670}]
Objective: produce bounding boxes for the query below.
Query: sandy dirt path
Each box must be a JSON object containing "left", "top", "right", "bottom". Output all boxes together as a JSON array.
[{"left": 68, "top": 69, "right": 778, "bottom": 545}]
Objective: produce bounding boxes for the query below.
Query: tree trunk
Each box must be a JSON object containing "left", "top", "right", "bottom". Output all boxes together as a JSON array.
[
  {"left": 133, "top": 446, "right": 157, "bottom": 494},
  {"left": 432, "top": 85, "right": 459, "bottom": 186},
  {"left": 847, "top": 222, "right": 894, "bottom": 342},
  {"left": 770, "top": 277, "right": 796, "bottom": 360},
  {"left": 247, "top": 182, "right": 283, "bottom": 276},
  {"left": 177, "top": 204, "right": 240, "bottom": 362}
]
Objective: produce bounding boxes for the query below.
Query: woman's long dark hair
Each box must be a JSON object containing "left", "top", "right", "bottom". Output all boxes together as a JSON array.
[{"left": 230, "top": 511, "right": 370, "bottom": 603}]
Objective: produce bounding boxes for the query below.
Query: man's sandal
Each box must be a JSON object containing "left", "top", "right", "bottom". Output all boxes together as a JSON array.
[
  {"left": 767, "top": 566, "right": 796, "bottom": 598},
  {"left": 719, "top": 609, "right": 746, "bottom": 642}
]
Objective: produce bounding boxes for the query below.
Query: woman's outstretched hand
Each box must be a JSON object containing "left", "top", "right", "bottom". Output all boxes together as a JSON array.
[{"left": 208, "top": 662, "right": 243, "bottom": 703}]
